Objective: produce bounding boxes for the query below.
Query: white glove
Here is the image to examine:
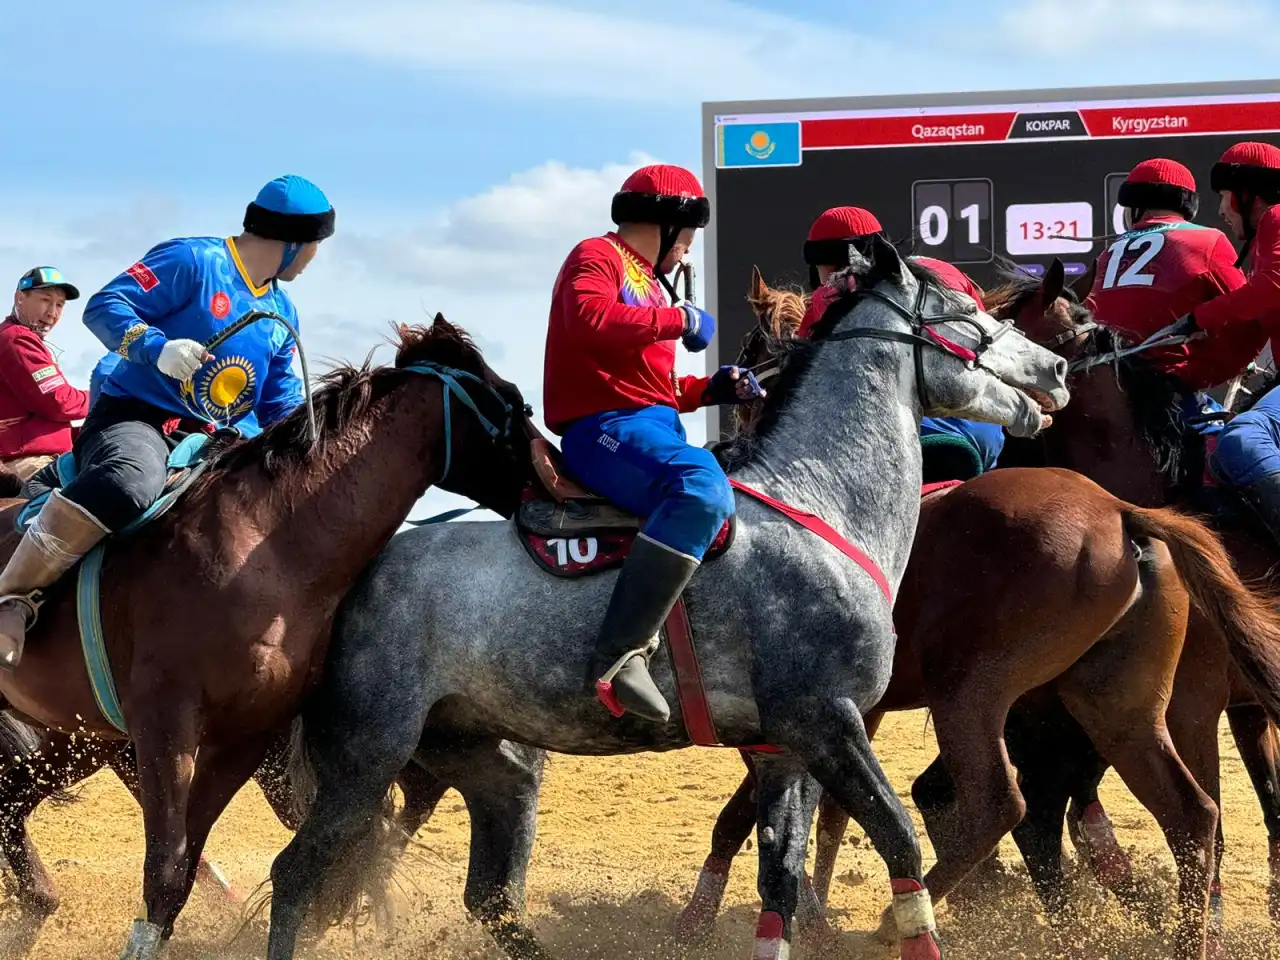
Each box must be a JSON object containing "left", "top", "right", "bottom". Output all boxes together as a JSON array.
[{"left": 156, "top": 339, "right": 210, "bottom": 381}]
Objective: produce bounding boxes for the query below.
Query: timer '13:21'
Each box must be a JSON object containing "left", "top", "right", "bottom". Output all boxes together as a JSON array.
[
  {"left": 1019, "top": 219, "right": 1081, "bottom": 240},
  {"left": 1004, "top": 201, "right": 1094, "bottom": 255}
]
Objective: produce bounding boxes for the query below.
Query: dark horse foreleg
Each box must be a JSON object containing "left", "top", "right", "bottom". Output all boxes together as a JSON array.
[
  {"left": 0, "top": 727, "right": 118, "bottom": 955},
  {"left": 1226, "top": 702, "right": 1280, "bottom": 925},
  {"left": 749, "top": 753, "right": 824, "bottom": 960},
  {"left": 784, "top": 696, "right": 942, "bottom": 960}
]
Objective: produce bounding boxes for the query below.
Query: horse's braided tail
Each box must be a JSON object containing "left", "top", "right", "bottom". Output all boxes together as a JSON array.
[{"left": 1124, "top": 504, "right": 1280, "bottom": 724}]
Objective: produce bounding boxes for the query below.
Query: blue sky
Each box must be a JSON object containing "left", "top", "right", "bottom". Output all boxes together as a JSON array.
[{"left": 3, "top": 0, "right": 1274, "bottom": 519}]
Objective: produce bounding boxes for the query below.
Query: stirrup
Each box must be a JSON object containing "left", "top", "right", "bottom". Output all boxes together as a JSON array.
[
  {"left": 594, "top": 636, "right": 659, "bottom": 717},
  {"left": 0, "top": 590, "right": 42, "bottom": 627}
]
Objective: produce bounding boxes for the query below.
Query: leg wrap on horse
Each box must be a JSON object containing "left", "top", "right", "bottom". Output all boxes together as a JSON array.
[
  {"left": 0, "top": 490, "right": 109, "bottom": 669},
  {"left": 60, "top": 399, "right": 171, "bottom": 534}
]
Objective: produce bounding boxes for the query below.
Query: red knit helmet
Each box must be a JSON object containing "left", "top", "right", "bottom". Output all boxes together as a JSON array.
[
  {"left": 1117, "top": 158, "right": 1199, "bottom": 221},
  {"left": 1210, "top": 141, "right": 1280, "bottom": 197},
  {"left": 610, "top": 164, "right": 710, "bottom": 229},
  {"left": 803, "top": 206, "right": 884, "bottom": 266}
]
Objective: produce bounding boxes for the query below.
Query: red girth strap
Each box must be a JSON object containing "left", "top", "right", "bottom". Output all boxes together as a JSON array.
[
  {"left": 728, "top": 479, "right": 892, "bottom": 604},
  {"left": 662, "top": 478, "right": 891, "bottom": 750}
]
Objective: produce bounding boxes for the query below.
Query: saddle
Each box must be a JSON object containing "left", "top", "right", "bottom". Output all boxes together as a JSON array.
[{"left": 517, "top": 436, "right": 734, "bottom": 577}]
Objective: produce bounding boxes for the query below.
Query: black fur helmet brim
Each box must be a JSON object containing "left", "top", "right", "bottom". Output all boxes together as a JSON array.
[
  {"left": 1210, "top": 162, "right": 1280, "bottom": 197},
  {"left": 611, "top": 191, "right": 710, "bottom": 229},
  {"left": 1117, "top": 181, "right": 1199, "bottom": 221},
  {"left": 802, "top": 235, "right": 882, "bottom": 266},
  {"left": 244, "top": 202, "right": 336, "bottom": 244}
]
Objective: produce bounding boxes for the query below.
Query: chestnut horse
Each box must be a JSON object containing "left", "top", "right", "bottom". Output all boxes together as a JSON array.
[
  {"left": 680, "top": 274, "right": 1280, "bottom": 960},
  {"left": 0, "top": 316, "right": 531, "bottom": 959},
  {"left": 988, "top": 261, "right": 1280, "bottom": 934}
]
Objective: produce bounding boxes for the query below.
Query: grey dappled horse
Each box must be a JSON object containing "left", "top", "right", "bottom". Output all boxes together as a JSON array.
[{"left": 264, "top": 236, "right": 1070, "bottom": 960}]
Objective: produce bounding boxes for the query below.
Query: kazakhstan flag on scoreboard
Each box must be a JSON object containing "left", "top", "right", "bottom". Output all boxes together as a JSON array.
[{"left": 717, "top": 121, "right": 802, "bottom": 168}]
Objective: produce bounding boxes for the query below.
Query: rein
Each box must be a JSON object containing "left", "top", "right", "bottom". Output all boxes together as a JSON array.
[{"left": 1031, "top": 315, "right": 1196, "bottom": 374}]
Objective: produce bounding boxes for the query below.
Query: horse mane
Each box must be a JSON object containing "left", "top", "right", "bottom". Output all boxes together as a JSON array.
[
  {"left": 199, "top": 317, "right": 489, "bottom": 481},
  {"left": 747, "top": 282, "right": 808, "bottom": 340},
  {"left": 987, "top": 269, "right": 1189, "bottom": 482},
  {"left": 720, "top": 256, "right": 941, "bottom": 472}
]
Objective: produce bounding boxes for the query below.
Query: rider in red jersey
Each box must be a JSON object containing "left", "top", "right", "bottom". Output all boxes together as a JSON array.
[
  {"left": 798, "top": 206, "right": 1003, "bottom": 478},
  {"left": 1085, "top": 158, "right": 1259, "bottom": 391},
  {"left": 544, "top": 164, "right": 763, "bottom": 723}
]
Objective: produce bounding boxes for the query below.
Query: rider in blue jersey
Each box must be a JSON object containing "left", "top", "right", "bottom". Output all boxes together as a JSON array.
[{"left": 0, "top": 175, "right": 333, "bottom": 670}]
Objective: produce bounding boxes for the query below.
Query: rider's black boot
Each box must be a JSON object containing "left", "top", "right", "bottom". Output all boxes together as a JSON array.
[
  {"left": 589, "top": 533, "right": 699, "bottom": 723},
  {"left": 1239, "top": 472, "right": 1280, "bottom": 548}
]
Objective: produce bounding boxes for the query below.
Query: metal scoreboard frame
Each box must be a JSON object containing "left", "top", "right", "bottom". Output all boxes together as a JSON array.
[{"left": 699, "top": 78, "right": 1280, "bottom": 441}]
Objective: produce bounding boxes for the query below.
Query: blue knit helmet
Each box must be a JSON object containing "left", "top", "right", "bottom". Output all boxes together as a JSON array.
[{"left": 244, "top": 175, "right": 335, "bottom": 274}]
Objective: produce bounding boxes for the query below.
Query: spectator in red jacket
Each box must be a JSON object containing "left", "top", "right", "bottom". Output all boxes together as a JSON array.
[{"left": 0, "top": 267, "right": 89, "bottom": 480}]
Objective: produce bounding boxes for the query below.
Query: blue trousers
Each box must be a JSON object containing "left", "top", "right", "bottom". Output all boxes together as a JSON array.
[
  {"left": 920, "top": 417, "right": 1005, "bottom": 473},
  {"left": 560, "top": 406, "right": 734, "bottom": 560},
  {"left": 1213, "top": 383, "right": 1280, "bottom": 486}
]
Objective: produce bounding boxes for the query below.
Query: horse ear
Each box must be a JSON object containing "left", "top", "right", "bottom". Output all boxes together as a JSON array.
[
  {"left": 869, "top": 233, "right": 902, "bottom": 279},
  {"left": 1042, "top": 259, "right": 1065, "bottom": 305},
  {"left": 431, "top": 312, "right": 454, "bottom": 332},
  {"left": 749, "top": 265, "right": 765, "bottom": 301},
  {"left": 1070, "top": 257, "right": 1098, "bottom": 301}
]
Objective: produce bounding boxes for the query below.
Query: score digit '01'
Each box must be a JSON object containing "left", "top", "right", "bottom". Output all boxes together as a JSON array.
[{"left": 910, "top": 178, "right": 994, "bottom": 264}]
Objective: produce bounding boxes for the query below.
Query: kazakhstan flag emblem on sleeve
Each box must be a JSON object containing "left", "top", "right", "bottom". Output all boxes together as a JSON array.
[{"left": 717, "top": 121, "right": 802, "bottom": 168}]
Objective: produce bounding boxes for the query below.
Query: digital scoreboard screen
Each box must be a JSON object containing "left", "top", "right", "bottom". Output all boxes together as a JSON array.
[{"left": 701, "top": 81, "right": 1280, "bottom": 438}]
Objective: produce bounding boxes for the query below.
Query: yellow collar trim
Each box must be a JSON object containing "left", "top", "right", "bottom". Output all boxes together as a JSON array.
[{"left": 226, "top": 238, "right": 271, "bottom": 298}]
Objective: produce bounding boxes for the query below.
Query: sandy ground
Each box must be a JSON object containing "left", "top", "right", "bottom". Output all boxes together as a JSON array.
[{"left": 3, "top": 710, "right": 1276, "bottom": 960}]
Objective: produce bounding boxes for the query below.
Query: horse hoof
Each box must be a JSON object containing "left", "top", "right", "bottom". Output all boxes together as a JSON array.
[
  {"left": 900, "top": 931, "right": 944, "bottom": 960},
  {"left": 673, "top": 859, "right": 729, "bottom": 946},
  {"left": 117, "top": 919, "right": 164, "bottom": 960},
  {"left": 751, "top": 911, "right": 790, "bottom": 960},
  {"left": 195, "top": 857, "right": 245, "bottom": 905}
]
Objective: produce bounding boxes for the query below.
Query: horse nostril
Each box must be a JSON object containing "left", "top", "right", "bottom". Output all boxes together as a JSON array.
[{"left": 1054, "top": 356, "right": 1069, "bottom": 381}]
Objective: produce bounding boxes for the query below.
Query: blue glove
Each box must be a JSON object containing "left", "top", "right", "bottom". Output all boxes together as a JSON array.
[
  {"left": 681, "top": 304, "right": 716, "bottom": 353},
  {"left": 703, "top": 365, "right": 765, "bottom": 406}
]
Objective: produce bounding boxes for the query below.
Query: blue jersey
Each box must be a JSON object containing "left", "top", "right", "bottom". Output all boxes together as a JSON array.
[
  {"left": 88, "top": 352, "right": 261, "bottom": 437},
  {"left": 84, "top": 236, "right": 304, "bottom": 429},
  {"left": 920, "top": 416, "right": 1005, "bottom": 472}
]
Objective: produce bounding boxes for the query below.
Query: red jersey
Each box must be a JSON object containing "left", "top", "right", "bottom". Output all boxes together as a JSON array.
[
  {"left": 1085, "top": 215, "right": 1260, "bottom": 390},
  {"left": 1196, "top": 204, "right": 1280, "bottom": 358},
  {"left": 797, "top": 257, "right": 984, "bottom": 338},
  {"left": 0, "top": 317, "right": 89, "bottom": 458},
  {"left": 542, "top": 234, "right": 710, "bottom": 434}
]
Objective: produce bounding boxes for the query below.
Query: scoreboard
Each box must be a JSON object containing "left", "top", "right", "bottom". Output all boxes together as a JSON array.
[{"left": 701, "top": 80, "right": 1280, "bottom": 439}]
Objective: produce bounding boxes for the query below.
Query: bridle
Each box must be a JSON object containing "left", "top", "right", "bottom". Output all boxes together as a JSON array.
[
  {"left": 748, "top": 274, "right": 1015, "bottom": 411},
  {"left": 400, "top": 361, "right": 525, "bottom": 483}
]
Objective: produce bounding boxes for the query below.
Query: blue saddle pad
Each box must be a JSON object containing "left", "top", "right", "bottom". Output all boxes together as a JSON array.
[
  {"left": 11, "top": 431, "right": 213, "bottom": 734},
  {"left": 14, "top": 432, "right": 211, "bottom": 534}
]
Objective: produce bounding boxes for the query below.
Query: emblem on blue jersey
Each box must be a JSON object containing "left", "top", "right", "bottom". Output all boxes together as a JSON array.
[{"left": 181, "top": 355, "right": 257, "bottom": 421}]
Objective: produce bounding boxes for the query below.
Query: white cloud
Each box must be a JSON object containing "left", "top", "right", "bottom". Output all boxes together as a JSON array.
[
  {"left": 0, "top": 154, "right": 712, "bottom": 523},
  {"left": 193, "top": 0, "right": 910, "bottom": 104},
  {"left": 995, "top": 0, "right": 1271, "bottom": 54}
]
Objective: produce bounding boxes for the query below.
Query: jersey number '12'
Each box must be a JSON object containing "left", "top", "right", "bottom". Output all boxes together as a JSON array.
[{"left": 1101, "top": 232, "right": 1166, "bottom": 289}]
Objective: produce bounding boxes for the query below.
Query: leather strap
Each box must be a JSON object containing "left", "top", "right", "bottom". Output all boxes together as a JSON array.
[{"left": 729, "top": 479, "right": 892, "bottom": 604}]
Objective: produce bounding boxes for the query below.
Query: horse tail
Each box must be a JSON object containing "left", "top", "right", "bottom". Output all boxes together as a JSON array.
[
  {"left": 1124, "top": 505, "right": 1280, "bottom": 723},
  {"left": 281, "top": 716, "right": 406, "bottom": 934},
  {"left": 0, "top": 468, "right": 22, "bottom": 499}
]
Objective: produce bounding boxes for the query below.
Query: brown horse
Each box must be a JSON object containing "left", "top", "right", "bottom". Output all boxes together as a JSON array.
[
  {"left": 990, "top": 261, "right": 1280, "bottom": 931},
  {"left": 680, "top": 273, "right": 1280, "bottom": 960},
  {"left": 0, "top": 316, "right": 531, "bottom": 959}
]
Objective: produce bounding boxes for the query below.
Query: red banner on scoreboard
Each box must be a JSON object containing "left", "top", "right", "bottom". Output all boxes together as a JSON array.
[
  {"left": 1079, "top": 100, "right": 1280, "bottom": 138},
  {"left": 799, "top": 99, "right": 1280, "bottom": 149},
  {"left": 803, "top": 112, "right": 1017, "bottom": 149}
]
